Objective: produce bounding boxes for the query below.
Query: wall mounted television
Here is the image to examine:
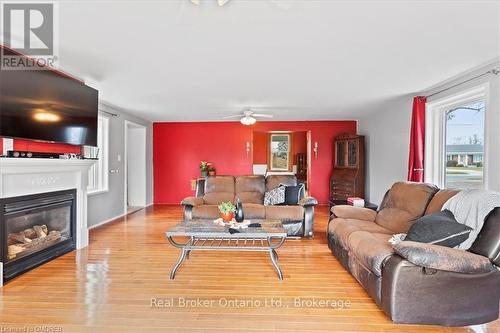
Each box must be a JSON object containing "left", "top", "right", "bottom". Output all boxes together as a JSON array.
[{"left": 0, "top": 49, "right": 98, "bottom": 147}]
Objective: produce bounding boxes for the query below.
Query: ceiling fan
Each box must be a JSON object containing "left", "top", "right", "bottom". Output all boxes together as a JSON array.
[{"left": 223, "top": 108, "right": 274, "bottom": 125}]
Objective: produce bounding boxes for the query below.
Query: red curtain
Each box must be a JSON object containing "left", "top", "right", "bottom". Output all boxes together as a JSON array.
[{"left": 407, "top": 96, "right": 427, "bottom": 182}]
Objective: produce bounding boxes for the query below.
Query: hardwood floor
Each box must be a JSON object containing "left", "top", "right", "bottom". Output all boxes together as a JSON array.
[{"left": 1, "top": 205, "right": 498, "bottom": 333}]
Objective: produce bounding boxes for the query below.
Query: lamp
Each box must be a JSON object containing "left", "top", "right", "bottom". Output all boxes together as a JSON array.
[{"left": 240, "top": 116, "right": 256, "bottom": 125}]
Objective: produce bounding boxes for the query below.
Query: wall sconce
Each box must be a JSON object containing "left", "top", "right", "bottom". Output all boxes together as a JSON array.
[
  {"left": 313, "top": 142, "right": 319, "bottom": 159},
  {"left": 246, "top": 142, "right": 251, "bottom": 157}
]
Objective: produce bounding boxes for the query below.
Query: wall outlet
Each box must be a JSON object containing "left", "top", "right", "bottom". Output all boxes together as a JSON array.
[{"left": 117, "top": 154, "right": 121, "bottom": 162}]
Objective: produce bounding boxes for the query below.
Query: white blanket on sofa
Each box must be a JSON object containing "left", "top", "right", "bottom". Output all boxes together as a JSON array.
[{"left": 442, "top": 189, "right": 500, "bottom": 250}]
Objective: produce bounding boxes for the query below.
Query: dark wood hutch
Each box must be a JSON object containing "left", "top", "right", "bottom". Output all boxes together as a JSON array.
[{"left": 330, "top": 133, "right": 365, "bottom": 200}]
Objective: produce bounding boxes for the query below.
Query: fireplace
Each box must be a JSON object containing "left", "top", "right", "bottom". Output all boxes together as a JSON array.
[{"left": 0, "top": 189, "right": 76, "bottom": 281}]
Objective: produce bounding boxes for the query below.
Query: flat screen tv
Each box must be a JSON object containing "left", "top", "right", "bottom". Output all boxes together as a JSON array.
[{"left": 0, "top": 51, "right": 98, "bottom": 147}]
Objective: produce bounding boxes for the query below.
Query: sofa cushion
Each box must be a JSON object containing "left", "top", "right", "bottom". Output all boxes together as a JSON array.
[
  {"left": 347, "top": 232, "right": 395, "bottom": 276},
  {"left": 281, "top": 183, "right": 305, "bottom": 205},
  {"left": 203, "top": 192, "right": 234, "bottom": 205},
  {"left": 375, "top": 182, "right": 438, "bottom": 233},
  {"left": 264, "top": 186, "right": 286, "bottom": 206},
  {"left": 205, "top": 176, "right": 235, "bottom": 194},
  {"left": 241, "top": 203, "right": 266, "bottom": 219},
  {"left": 405, "top": 210, "right": 472, "bottom": 247},
  {"left": 237, "top": 192, "right": 264, "bottom": 204},
  {"left": 235, "top": 176, "right": 265, "bottom": 204},
  {"left": 394, "top": 241, "right": 494, "bottom": 274},
  {"left": 203, "top": 176, "right": 235, "bottom": 205},
  {"left": 265, "top": 175, "right": 297, "bottom": 192},
  {"left": 328, "top": 218, "right": 393, "bottom": 250},
  {"left": 424, "top": 189, "right": 460, "bottom": 215},
  {"left": 265, "top": 205, "right": 304, "bottom": 221},
  {"left": 236, "top": 175, "right": 265, "bottom": 193},
  {"left": 192, "top": 205, "right": 220, "bottom": 219}
]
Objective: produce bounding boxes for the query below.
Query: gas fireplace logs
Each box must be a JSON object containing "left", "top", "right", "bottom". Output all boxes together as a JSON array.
[{"left": 7, "top": 225, "right": 62, "bottom": 260}]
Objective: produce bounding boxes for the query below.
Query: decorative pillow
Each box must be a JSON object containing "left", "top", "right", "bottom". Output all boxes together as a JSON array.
[
  {"left": 405, "top": 210, "right": 472, "bottom": 247},
  {"left": 264, "top": 186, "right": 286, "bottom": 206},
  {"left": 279, "top": 183, "right": 305, "bottom": 205}
]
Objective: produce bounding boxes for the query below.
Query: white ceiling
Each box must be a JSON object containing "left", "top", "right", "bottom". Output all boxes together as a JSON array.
[{"left": 56, "top": 0, "right": 500, "bottom": 122}]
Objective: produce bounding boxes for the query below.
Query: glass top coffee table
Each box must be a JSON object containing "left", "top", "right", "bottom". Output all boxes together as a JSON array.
[{"left": 166, "top": 219, "right": 287, "bottom": 280}]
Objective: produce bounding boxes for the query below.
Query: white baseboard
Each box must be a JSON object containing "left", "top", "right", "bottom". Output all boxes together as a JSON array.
[
  {"left": 89, "top": 203, "right": 154, "bottom": 230},
  {"left": 88, "top": 213, "right": 126, "bottom": 230}
]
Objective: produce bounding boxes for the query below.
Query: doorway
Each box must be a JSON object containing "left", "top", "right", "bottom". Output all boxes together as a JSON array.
[
  {"left": 252, "top": 131, "right": 311, "bottom": 193},
  {"left": 124, "top": 121, "right": 147, "bottom": 214}
]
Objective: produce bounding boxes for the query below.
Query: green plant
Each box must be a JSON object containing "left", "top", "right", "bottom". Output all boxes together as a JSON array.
[
  {"left": 200, "top": 161, "right": 209, "bottom": 171},
  {"left": 446, "top": 160, "right": 458, "bottom": 167},
  {"left": 476, "top": 161, "right": 483, "bottom": 167},
  {"left": 218, "top": 201, "right": 236, "bottom": 214},
  {"left": 456, "top": 163, "right": 464, "bottom": 167},
  {"left": 208, "top": 166, "right": 216, "bottom": 172}
]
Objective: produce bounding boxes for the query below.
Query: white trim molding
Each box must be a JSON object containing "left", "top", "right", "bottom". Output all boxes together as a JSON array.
[{"left": 425, "top": 83, "right": 489, "bottom": 188}]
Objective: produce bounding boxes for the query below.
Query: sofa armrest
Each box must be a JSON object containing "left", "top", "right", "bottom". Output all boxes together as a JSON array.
[
  {"left": 299, "top": 196, "right": 318, "bottom": 207},
  {"left": 181, "top": 197, "right": 204, "bottom": 207},
  {"left": 331, "top": 205, "right": 377, "bottom": 222},
  {"left": 393, "top": 241, "right": 494, "bottom": 274}
]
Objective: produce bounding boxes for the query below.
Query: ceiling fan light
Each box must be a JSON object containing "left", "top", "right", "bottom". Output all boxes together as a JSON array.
[{"left": 240, "top": 116, "right": 256, "bottom": 125}]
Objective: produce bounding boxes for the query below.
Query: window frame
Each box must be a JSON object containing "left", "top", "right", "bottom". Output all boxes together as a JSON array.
[
  {"left": 87, "top": 114, "right": 110, "bottom": 196},
  {"left": 425, "top": 83, "right": 489, "bottom": 189}
]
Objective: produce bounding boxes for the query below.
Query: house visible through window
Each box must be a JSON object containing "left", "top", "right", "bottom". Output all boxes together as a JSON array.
[
  {"left": 444, "top": 100, "right": 485, "bottom": 189},
  {"left": 88, "top": 115, "right": 109, "bottom": 194}
]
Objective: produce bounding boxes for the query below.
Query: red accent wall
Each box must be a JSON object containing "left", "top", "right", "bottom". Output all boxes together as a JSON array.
[
  {"left": 154, "top": 120, "right": 357, "bottom": 205},
  {"left": 252, "top": 132, "right": 268, "bottom": 164},
  {"left": 0, "top": 138, "right": 80, "bottom": 155}
]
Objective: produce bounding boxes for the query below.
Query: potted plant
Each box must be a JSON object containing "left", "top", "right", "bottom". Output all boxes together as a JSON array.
[
  {"left": 200, "top": 161, "right": 209, "bottom": 177},
  {"left": 208, "top": 166, "right": 216, "bottom": 176},
  {"left": 218, "top": 201, "right": 236, "bottom": 222}
]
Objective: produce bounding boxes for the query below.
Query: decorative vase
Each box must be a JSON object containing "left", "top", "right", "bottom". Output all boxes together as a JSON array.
[
  {"left": 235, "top": 198, "right": 244, "bottom": 222},
  {"left": 220, "top": 212, "right": 234, "bottom": 222},
  {"left": 201, "top": 170, "right": 208, "bottom": 177}
]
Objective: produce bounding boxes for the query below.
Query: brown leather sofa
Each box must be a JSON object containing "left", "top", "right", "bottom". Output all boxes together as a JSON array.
[
  {"left": 327, "top": 182, "right": 500, "bottom": 326},
  {"left": 181, "top": 175, "right": 318, "bottom": 237}
]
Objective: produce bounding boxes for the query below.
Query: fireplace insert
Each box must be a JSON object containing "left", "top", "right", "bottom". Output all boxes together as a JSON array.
[{"left": 0, "top": 189, "right": 76, "bottom": 281}]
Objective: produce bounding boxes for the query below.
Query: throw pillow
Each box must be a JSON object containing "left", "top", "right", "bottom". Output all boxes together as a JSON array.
[
  {"left": 279, "top": 183, "right": 305, "bottom": 205},
  {"left": 405, "top": 210, "right": 472, "bottom": 247},
  {"left": 264, "top": 186, "right": 286, "bottom": 206}
]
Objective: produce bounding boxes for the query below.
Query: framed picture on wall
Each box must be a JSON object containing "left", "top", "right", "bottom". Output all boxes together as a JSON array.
[{"left": 269, "top": 133, "right": 292, "bottom": 171}]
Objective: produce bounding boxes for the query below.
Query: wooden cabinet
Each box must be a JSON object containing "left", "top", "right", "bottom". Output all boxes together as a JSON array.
[{"left": 330, "top": 133, "right": 365, "bottom": 200}]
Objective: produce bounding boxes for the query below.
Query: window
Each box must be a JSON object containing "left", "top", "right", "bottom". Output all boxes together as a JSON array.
[
  {"left": 444, "top": 101, "right": 485, "bottom": 189},
  {"left": 269, "top": 133, "right": 291, "bottom": 171},
  {"left": 425, "top": 85, "right": 488, "bottom": 189},
  {"left": 87, "top": 115, "right": 109, "bottom": 194}
]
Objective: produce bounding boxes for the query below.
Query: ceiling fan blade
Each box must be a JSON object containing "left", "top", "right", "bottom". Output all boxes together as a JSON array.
[
  {"left": 222, "top": 114, "right": 243, "bottom": 119},
  {"left": 252, "top": 114, "right": 274, "bottom": 118}
]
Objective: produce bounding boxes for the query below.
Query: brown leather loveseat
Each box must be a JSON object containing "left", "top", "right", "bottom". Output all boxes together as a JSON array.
[
  {"left": 181, "top": 175, "right": 318, "bottom": 237},
  {"left": 328, "top": 182, "right": 500, "bottom": 326}
]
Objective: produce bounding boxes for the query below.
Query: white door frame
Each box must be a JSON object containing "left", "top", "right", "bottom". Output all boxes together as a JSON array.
[{"left": 124, "top": 120, "right": 147, "bottom": 214}]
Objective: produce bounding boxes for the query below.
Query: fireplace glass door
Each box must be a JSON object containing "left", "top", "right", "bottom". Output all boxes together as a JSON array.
[{"left": 6, "top": 204, "right": 72, "bottom": 262}]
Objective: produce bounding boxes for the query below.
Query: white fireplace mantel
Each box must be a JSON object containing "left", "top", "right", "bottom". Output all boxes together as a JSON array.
[{"left": 0, "top": 158, "right": 95, "bottom": 250}]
